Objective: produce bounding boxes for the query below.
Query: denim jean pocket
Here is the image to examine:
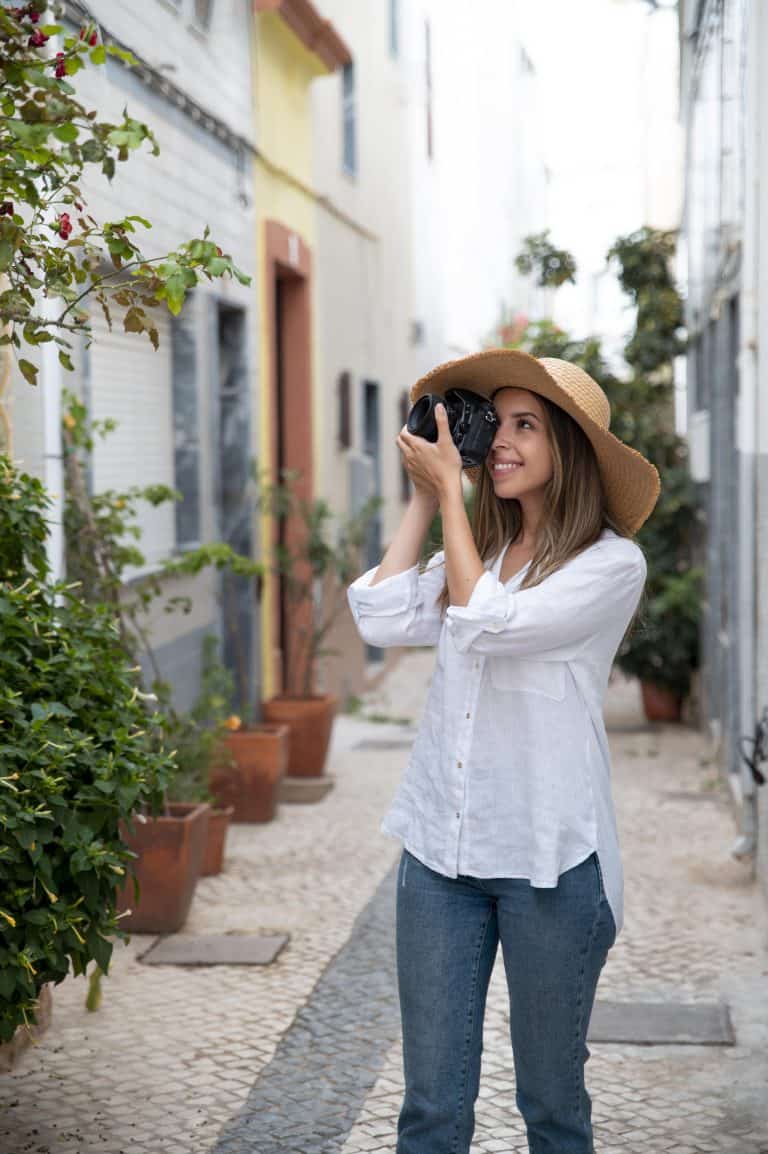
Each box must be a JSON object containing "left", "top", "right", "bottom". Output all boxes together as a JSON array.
[{"left": 592, "top": 851, "right": 607, "bottom": 903}]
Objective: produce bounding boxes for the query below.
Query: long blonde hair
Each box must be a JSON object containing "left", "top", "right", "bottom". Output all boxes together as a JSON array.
[{"left": 431, "top": 392, "right": 631, "bottom": 617}]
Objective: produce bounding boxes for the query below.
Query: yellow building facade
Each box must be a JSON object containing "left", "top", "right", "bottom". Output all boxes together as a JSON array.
[{"left": 252, "top": 0, "right": 350, "bottom": 700}]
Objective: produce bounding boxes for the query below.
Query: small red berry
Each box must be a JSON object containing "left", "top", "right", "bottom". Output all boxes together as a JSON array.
[
  {"left": 89, "top": 31, "right": 98, "bottom": 46},
  {"left": 28, "top": 29, "right": 48, "bottom": 47},
  {"left": 0, "top": 202, "right": 14, "bottom": 217},
  {"left": 58, "top": 213, "right": 73, "bottom": 240},
  {"left": 29, "top": 9, "right": 41, "bottom": 22},
  {"left": 54, "top": 51, "right": 66, "bottom": 78}
]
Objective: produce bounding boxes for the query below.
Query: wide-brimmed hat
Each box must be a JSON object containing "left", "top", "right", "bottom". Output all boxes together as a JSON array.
[{"left": 409, "top": 347, "right": 660, "bottom": 535}]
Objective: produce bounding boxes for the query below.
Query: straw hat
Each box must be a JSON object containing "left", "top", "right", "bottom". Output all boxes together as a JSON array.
[{"left": 409, "top": 347, "right": 660, "bottom": 536}]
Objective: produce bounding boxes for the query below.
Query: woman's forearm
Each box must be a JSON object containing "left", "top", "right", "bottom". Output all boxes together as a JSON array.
[
  {"left": 369, "top": 491, "right": 440, "bottom": 586},
  {"left": 439, "top": 480, "right": 484, "bottom": 607}
]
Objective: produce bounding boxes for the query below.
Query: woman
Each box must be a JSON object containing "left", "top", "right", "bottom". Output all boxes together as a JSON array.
[{"left": 346, "top": 348, "right": 660, "bottom": 1154}]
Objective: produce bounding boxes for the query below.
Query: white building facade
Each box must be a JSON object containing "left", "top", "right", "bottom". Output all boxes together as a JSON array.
[
  {"left": 310, "top": 0, "right": 552, "bottom": 701},
  {"left": 679, "top": 0, "right": 768, "bottom": 897}
]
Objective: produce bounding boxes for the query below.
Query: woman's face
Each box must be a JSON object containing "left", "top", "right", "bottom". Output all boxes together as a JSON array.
[{"left": 486, "top": 387, "right": 554, "bottom": 499}]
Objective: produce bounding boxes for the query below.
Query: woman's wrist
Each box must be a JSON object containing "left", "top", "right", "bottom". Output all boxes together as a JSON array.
[{"left": 412, "top": 487, "right": 440, "bottom": 514}]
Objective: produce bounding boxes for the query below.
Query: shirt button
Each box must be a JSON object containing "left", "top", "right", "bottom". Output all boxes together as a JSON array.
[
  {"left": 465, "top": 712, "right": 470, "bottom": 719},
  {"left": 457, "top": 760, "right": 462, "bottom": 768},
  {"left": 455, "top": 812, "right": 460, "bottom": 819}
]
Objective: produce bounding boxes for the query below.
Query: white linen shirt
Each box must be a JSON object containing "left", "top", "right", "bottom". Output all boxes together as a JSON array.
[{"left": 346, "top": 528, "right": 647, "bottom": 936}]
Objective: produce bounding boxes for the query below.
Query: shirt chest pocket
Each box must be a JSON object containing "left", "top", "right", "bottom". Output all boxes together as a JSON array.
[{"left": 489, "top": 657, "right": 567, "bottom": 701}]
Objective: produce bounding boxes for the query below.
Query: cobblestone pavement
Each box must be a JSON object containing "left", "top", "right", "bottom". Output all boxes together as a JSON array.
[{"left": 2, "top": 653, "right": 768, "bottom": 1154}]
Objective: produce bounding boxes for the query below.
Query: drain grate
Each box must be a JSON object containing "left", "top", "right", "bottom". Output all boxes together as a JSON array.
[
  {"left": 353, "top": 738, "right": 417, "bottom": 750},
  {"left": 139, "top": 933, "right": 289, "bottom": 966},
  {"left": 659, "top": 789, "right": 720, "bottom": 802},
  {"left": 588, "top": 1000, "right": 734, "bottom": 1045}
]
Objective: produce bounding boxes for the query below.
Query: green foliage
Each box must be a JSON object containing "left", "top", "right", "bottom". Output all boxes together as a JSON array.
[
  {"left": 607, "top": 228, "right": 686, "bottom": 374},
  {"left": 0, "top": 457, "right": 176, "bottom": 1043},
  {"left": 0, "top": 2, "right": 250, "bottom": 383},
  {"left": 513, "top": 229, "right": 698, "bottom": 699},
  {"left": 163, "top": 635, "right": 235, "bottom": 804},
  {"left": 255, "top": 463, "right": 384, "bottom": 697},
  {"left": 514, "top": 231, "right": 577, "bottom": 289}
]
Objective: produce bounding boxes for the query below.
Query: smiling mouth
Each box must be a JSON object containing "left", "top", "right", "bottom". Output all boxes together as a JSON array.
[{"left": 491, "top": 462, "right": 523, "bottom": 474}]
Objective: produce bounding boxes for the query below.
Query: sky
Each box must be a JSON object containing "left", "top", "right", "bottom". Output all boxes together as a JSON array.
[{"left": 516, "top": 0, "right": 682, "bottom": 359}]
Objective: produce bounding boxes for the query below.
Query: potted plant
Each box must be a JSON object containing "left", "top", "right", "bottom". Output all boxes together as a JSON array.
[
  {"left": 616, "top": 567, "right": 702, "bottom": 722},
  {"left": 0, "top": 459, "right": 176, "bottom": 1053},
  {"left": 210, "top": 715, "right": 289, "bottom": 822},
  {"left": 512, "top": 227, "right": 697, "bottom": 724},
  {"left": 61, "top": 397, "right": 263, "bottom": 919},
  {"left": 157, "top": 640, "right": 236, "bottom": 876},
  {"left": 256, "top": 464, "right": 382, "bottom": 778}
]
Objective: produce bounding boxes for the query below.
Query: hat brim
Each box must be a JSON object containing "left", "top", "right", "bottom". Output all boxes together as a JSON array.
[{"left": 410, "top": 348, "right": 660, "bottom": 536}]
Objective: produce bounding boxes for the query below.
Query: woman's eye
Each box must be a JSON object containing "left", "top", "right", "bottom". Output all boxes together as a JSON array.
[{"left": 518, "top": 419, "right": 532, "bottom": 430}]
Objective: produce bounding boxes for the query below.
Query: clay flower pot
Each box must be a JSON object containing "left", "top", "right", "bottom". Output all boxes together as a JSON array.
[
  {"left": 209, "top": 725, "right": 288, "bottom": 822},
  {"left": 201, "top": 805, "right": 235, "bottom": 876},
  {"left": 261, "top": 693, "right": 339, "bottom": 777},
  {"left": 116, "top": 802, "right": 210, "bottom": 934},
  {"left": 640, "top": 680, "right": 683, "bottom": 723}
]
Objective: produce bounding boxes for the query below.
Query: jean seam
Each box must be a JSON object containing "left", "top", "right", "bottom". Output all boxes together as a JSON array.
[
  {"left": 450, "top": 906, "right": 493, "bottom": 1154},
  {"left": 569, "top": 896, "right": 604, "bottom": 1147}
]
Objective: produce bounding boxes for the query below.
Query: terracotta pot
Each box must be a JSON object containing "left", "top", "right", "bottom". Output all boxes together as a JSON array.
[
  {"left": 201, "top": 805, "right": 235, "bottom": 876},
  {"left": 209, "top": 725, "right": 288, "bottom": 822},
  {"left": 116, "top": 802, "right": 210, "bottom": 934},
  {"left": 640, "top": 680, "right": 683, "bottom": 722},
  {"left": 261, "top": 693, "right": 339, "bottom": 777}
]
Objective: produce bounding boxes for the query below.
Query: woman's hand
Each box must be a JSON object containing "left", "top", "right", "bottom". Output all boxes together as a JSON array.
[{"left": 396, "top": 403, "right": 463, "bottom": 500}]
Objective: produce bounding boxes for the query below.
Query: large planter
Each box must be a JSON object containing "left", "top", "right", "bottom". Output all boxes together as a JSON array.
[
  {"left": 209, "top": 725, "right": 288, "bottom": 822},
  {"left": 202, "top": 805, "right": 235, "bottom": 876},
  {"left": 261, "top": 693, "right": 339, "bottom": 777},
  {"left": 116, "top": 802, "right": 210, "bottom": 934},
  {"left": 640, "top": 680, "right": 683, "bottom": 723}
]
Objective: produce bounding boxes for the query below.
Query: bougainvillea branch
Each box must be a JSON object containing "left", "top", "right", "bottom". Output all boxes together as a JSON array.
[{"left": 0, "top": 1, "right": 250, "bottom": 385}]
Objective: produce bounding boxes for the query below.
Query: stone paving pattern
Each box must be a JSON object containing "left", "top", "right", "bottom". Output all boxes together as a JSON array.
[{"left": 1, "top": 652, "right": 768, "bottom": 1153}]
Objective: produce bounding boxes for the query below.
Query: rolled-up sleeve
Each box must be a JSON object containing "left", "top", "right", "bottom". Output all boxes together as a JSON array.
[
  {"left": 445, "top": 540, "right": 646, "bottom": 661},
  {"left": 347, "top": 550, "right": 446, "bottom": 648}
]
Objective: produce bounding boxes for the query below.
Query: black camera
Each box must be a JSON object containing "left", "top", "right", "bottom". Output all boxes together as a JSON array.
[{"left": 406, "top": 388, "right": 499, "bottom": 469}]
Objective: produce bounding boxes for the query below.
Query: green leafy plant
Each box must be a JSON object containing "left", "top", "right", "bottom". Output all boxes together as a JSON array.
[
  {"left": 164, "top": 635, "right": 236, "bottom": 804},
  {"left": 0, "top": 2, "right": 249, "bottom": 385},
  {"left": 255, "top": 463, "right": 384, "bottom": 697},
  {"left": 513, "top": 229, "right": 698, "bottom": 701},
  {"left": 0, "top": 456, "right": 176, "bottom": 1043},
  {"left": 514, "top": 230, "right": 577, "bottom": 289}
]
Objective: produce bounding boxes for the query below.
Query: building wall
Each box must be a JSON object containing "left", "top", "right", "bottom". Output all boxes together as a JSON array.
[{"left": 680, "top": 0, "right": 767, "bottom": 900}]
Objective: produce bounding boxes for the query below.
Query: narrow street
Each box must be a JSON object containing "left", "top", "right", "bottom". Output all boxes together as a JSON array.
[{"left": 2, "top": 653, "right": 767, "bottom": 1154}]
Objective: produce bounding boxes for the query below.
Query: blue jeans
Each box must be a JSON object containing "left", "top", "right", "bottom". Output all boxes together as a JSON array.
[{"left": 395, "top": 848, "right": 617, "bottom": 1154}]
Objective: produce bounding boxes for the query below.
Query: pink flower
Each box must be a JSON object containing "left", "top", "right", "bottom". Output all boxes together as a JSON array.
[
  {"left": 0, "top": 203, "right": 14, "bottom": 217},
  {"left": 54, "top": 52, "right": 66, "bottom": 79},
  {"left": 28, "top": 28, "right": 48, "bottom": 47},
  {"left": 58, "top": 213, "right": 73, "bottom": 240},
  {"left": 89, "top": 31, "right": 98, "bottom": 46}
]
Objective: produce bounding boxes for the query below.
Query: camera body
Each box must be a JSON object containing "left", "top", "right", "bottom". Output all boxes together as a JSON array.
[{"left": 406, "top": 388, "right": 499, "bottom": 468}]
